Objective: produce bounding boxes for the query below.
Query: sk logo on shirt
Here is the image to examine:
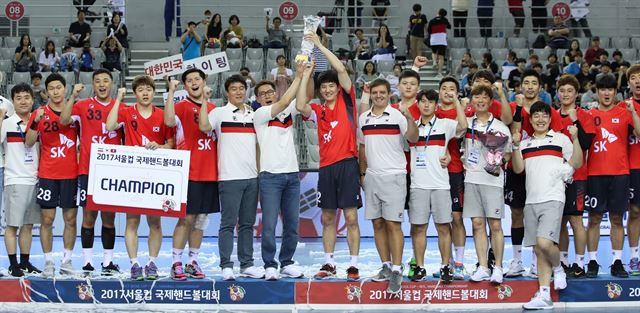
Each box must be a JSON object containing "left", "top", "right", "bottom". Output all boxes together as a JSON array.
[
  {"left": 323, "top": 130, "right": 333, "bottom": 143},
  {"left": 594, "top": 127, "right": 618, "bottom": 153},
  {"left": 59, "top": 134, "right": 76, "bottom": 148},
  {"left": 601, "top": 127, "right": 618, "bottom": 143},
  {"left": 101, "top": 122, "right": 118, "bottom": 138}
]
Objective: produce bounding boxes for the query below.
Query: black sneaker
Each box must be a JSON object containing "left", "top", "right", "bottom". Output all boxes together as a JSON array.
[
  {"left": 409, "top": 266, "right": 426, "bottom": 281},
  {"left": 440, "top": 265, "right": 453, "bottom": 283},
  {"left": 82, "top": 262, "right": 95, "bottom": 274},
  {"left": 102, "top": 262, "right": 121, "bottom": 276},
  {"left": 19, "top": 261, "right": 42, "bottom": 274},
  {"left": 611, "top": 260, "right": 629, "bottom": 278},
  {"left": 570, "top": 263, "right": 585, "bottom": 278},
  {"left": 586, "top": 260, "right": 599, "bottom": 278},
  {"left": 8, "top": 265, "right": 24, "bottom": 277},
  {"left": 562, "top": 263, "right": 572, "bottom": 275}
]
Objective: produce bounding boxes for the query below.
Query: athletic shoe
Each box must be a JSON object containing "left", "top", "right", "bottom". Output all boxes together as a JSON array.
[
  {"left": 280, "top": 265, "right": 304, "bottom": 278},
  {"left": 222, "top": 267, "right": 235, "bottom": 281},
  {"left": 185, "top": 261, "right": 205, "bottom": 279},
  {"left": 470, "top": 266, "right": 491, "bottom": 282},
  {"left": 346, "top": 266, "right": 360, "bottom": 281},
  {"left": 490, "top": 267, "right": 504, "bottom": 284},
  {"left": 82, "top": 262, "right": 95, "bottom": 275},
  {"left": 527, "top": 263, "right": 538, "bottom": 278},
  {"left": 20, "top": 261, "right": 42, "bottom": 275},
  {"left": 145, "top": 261, "right": 159, "bottom": 280},
  {"left": 453, "top": 262, "right": 465, "bottom": 280},
  {"left": 240, "top": 266, "right": 265, "bottom": 279},
  {"left": 42, "top": 261, "right": 55, "bottom": 278},
  {"left": 170, "top": 262, "right": 187, "bottom": 281},
  {"left": 570, "top": 263, "right": 585, "bottom": 278},
  {"left": 440, "top": 265, "right": 453, "bottom": 283},
  {"left": 522, "top": 292, "right": 553, "bottom": 310},
  {"left": 264, "top": 267, "right": 278, "bottom": 281},
  {"left": 387, "top": 269, "right": 403, "bottom": 294},
  {"left": 372, "top": 263, "right": 392, "bottom": 282},
  {"left": 586, "top": 260, "right": 599, "bottom": 278},
  {"left": 505, "top": 259, "right": 525, "bottom": 277},
  {"left": 130, "top": 263, "right": 143, "bottom": 281},
  {"left": 59, "top": 259, "right": 74, "bottom": 276},
  {"left": 630, "top": 258, "right": 640, "bottom": 276},
  {"left": 407, "top": 258, "right": 416, "bottom": 278},
  {"left": 553, "top": 267, "right": 567, "bottom": 290},
  {"left": 410, "top": 266, "right": 426, "bottom": 281},
  {"left": 314, "top": 263, "right": 336, "bottom": 279},
  {"left": 610, "top": 260, "right": 629, "bottom": 278},
  {"left": 561, "top": 262, "right": 571, "bottom": 275},
  {"left": 101, "top": 262, "right": 120, "bottom": 276},
  {"left": 8, "top": 265, "right": 24, "bottom": 277}
]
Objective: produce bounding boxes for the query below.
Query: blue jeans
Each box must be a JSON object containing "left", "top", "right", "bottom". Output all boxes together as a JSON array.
[
  {"left": 259, "top": 172, "right": 300, "bottom": 269},
  {"left": 218, "top": 178, "right": 258, "bottom": 269}
]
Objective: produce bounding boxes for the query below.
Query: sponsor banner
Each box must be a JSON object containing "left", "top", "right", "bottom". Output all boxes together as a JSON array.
[
  {"left": 560, "top": 277, "right": 640, "bottom": 302},
  {"left": 295, "top": 280, "right": 555, "bottom": 304},
  {"left": 87, "top": 144, "right": 190, "bottom": 217},
  {"left": 28, "top": 279, "right": 294, "bottom": 304},
  {"left": 0, "top": 280, "right": 28, "bottom": 302}
]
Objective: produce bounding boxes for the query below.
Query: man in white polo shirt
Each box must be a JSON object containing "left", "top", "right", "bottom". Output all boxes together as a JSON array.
[
  {"left": 198, "top": 74, "right": 263, "bottom": 281},
  {"left": 357, "top": 78, "right": 418, "bottom": 293},
  {"left": 512, "top": 101, "right": 582, "bottom": 310}
]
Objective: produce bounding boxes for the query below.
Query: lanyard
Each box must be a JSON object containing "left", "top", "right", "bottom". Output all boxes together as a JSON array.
[
  {"left": 471, "top": 117, "right": 493, "bottom": 146},
  {"left": 418, "top": 117, "right": 437, "bottom": 151}
]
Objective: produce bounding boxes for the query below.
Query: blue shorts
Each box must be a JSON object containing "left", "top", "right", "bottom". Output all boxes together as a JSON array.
[{"left": 317, "top": 158, "right": 362, "bottom": 210}]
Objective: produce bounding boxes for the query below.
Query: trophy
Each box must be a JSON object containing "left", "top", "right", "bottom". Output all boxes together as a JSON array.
[{"left": 295, "top": 15, "right": 322, "bottom": 63}]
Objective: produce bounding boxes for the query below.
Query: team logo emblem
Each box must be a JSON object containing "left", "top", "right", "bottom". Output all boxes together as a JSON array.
[
  {"left": 602, "top": 128, "right": 618, "bottom": 143},
  {"left": 612, "top": 118, "right": 620, "bottom": 124},
  {"left": 229, "top": 284, "right": 246, "bottom": 302},
  {"left": 496, "top": 284, "right": 513, "bottom": 300},
  {"left": 161, "top": 198, "right": 176, "bottom": 212},
  {"left": 606, "top": 282, "right": 622, "bottom": 299},
  {"left": 345, "top": 285, "right": 362, "bottom": 302},
  {"left": 132, "top": 114, "right": 137, "bottom": 119},
  {"left": 152, "top": 126, "right": 160, "bottom": 132},
  {"left": 76, "top": 283, "right": 94, "bottom": 301}
]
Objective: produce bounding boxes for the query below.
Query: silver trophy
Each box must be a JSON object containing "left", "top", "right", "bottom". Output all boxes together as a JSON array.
[{"left": 296, "top": 15, "right": 322, "bottom": 63}]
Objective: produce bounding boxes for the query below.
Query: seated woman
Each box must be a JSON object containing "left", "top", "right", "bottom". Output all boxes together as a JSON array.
[
  {"left": 371, "top": 24, "right": 395, "bottom": 62},
  {"left": 206, "top": 13, "right": 222, "bottom": 49},
  {"left": 14, "top": 34, "right": 38, "bottom": 72},
  {"left": 38, "top": 40, "right": 60, "bottom": 72},
  {"left": 356, "top": 61, "right": 383, "bottom": 96},
  {"left": 224, "top": 15, "right": 244, "bottom": 49}
]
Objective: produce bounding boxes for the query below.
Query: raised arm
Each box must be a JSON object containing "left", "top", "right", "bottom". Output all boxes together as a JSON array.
[
  {"left": 60, "top": 83, "right": 84, "bottom": 125},
  {"left": 567, "top": 125, "right": 583, "bottom": 169},
  {"left": 511, "top": 132, "right": 524, "bottom": 174},
  {"left": 400, "top": 105, "right": 419, "bottom": 143},
  {"left": 305, "top": 32, "right": 351, "bottom": 91},
  {"left": 198, "top": 86, "right": 213, "bottom": 133},
  {"left": 106, "top": 88, "right": 126, "bottom": 131},
  {"left": 163, "top": 78, "right": 180, "bottom": 127},
  {"left": 25, "top": 108, "right": 45, "bottom": 148},
  {"left": 296, "top": 62, "right": 314, "bottom": 117},
  {"left": 270, "top": 61, "right": 306, "bottom": 118},
  {"left": 455, "top": 98, "right": 469, "bottom": 133},
  {"left": 358, "top": 83, "right": 371, "bottom": 117},
  {"left": 626, "top": 100, "right": 640, "bottom": 137},
  {"left": 494, "top": 81, "right": 513, "bottom": 125}
]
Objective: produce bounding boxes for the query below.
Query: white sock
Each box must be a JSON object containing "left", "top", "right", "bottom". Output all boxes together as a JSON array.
[
  {"left": 350, "top": 255, "right": 358, "bottom": 267},
  {"left": 455, "top": 246, "right": 464, "bottom": 264},
  {"left": 513, "top": 245, "right": 522, "bottom": 261},
  {"left": 383, "top": 261, "right": 392, "bottom": 268},
  {"left": 539, "top": 286, "right": 551, "bottom": 299},
  {"left": 324, "top": 253, "right": 334, "bottom": 265},
  {"left": 44, "top": 252, "right": 53, "bottom": 262},
  {"left": 589, "top": 251, "right": 598, "bottom": 262},
  {"left": 83, "top": 248, "right": 93, "bottom": 265},
  {"left": 148, "top": 256, "right": 157, "bottom": 265},
  {"left": 130, "top": 258, "right": 139, "bottom": 265},
  {"left": 172, "top": 248, "right": 183, "bottom": 263},
  {"left": 391, "top": 264, "right": 402, "bottom": 272},
  {"left": 103, "top": 249, "right": 114, "bottom": 265},
  {"left": 631, "top": 246, "right": 639, "bottom": 259},
  {"left": 188, "top": 248, "right": 200, "bottom": 263},
  {"left": 612, "top": 250, "right": 622, "bottom": 263},
  {"left": 553, "top": 265, "right": 564, "bottom": 274},
  {"left": 560, "top": 251, "right": 569, "bottom": 266},
  {"left": 63, "top": 249, "right": 73, "bottom": 262},
  {"left": 576, "top": 254, "right": 585, "bottom": 267}
]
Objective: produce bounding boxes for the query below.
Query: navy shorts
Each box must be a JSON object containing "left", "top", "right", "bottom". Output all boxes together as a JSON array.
[
  {"left": 77, "top": 174, "right": 88, "bottom": 207},
  {"left": 37, "top": 178, "right": 77, "bottom": 209},
  {"left": 586, "top": 175, "right": 629, "bottom": 214},
  {"left": 449, "top": 172, "right": 464, "bottom": 212},
  {"left": 317, "top": 158, "right": 362, "bottom": 210},
  {"left": 187, "top": 181, "right": 220, "bottom": 214},
  {"left": 563, "top": 180, "right": 586, "bottom": 216},
  {"left": 631, "top": 170, "right": 640, "bottom": 206},
  {"left": 505, "top": 168, "right": 526, "bottom": 209}
]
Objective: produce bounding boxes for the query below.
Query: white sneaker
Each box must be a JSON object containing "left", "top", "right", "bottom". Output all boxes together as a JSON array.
[
  {"left": 222, "top": 267, "right": 235, "bottom": 281},
  {"left": 280, "top": 265, "right": 304, "bottom": 278},
  {"left": 553, "top": 267, "right": 567, "bottom": 290},
  {"left": 528, "top": 263, "right": 538, "bottom": 278},
  {"left": 240, "top": 266, "right": 265, "bottom": 279},
  {"left": 505, "top": 259, "right": 525, "bottom": 277},
  {"left": 522, "top": 292, "right": 553, "bottom": 310},
  {"left": 490, "top": 266, "right": 504, "bottom": 284},
  {"left": 264, "top": 267, "right": 278, "bottom": 281},
  {"left": 470, "top": 266, "right": 491, "bottom": 282}
]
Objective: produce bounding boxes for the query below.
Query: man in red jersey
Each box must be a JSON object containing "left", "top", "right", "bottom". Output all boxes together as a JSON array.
[
  {"left": 25, "top": 73, "right": 79, "bottom": 278},
  {"left": 555, "top": 75, "right": 595, "bottom": 278},
  {"left": 465, "top": 70, "right": 513, "bottom": 125},
  {"left": 106, "top": 76, "right": 175, "bottom": 281},
  {"left": 296, "top": 32, "right": 362, "bottom": 281},
  {"left": 60, "top": 69, "right": 121, "bottom": 276},
  {"left": 621, "top": 64, "right": 640, "bottom": 275},
  {"left": 585, "top": 74, "right": 640, "bottom": 278},
  {"left": 164, "top": 68, "right": 217, "bottom": 281}
]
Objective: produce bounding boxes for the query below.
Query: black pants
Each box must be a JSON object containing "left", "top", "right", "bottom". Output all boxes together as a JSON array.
[
  {"left": 510, "top": 9, "right": 525, "bottom": 35},
  {"left": 531, "top": 8, "right": 548, "bottom": 32},
  {"left": 570, "top": 18, "right": 592, "bottom": 38},
  {"left": 477, "top": 9, "right": 493, "bottom": 38},
  {"left": 453, "top": 10, "right": 468, "bottom": 38}
]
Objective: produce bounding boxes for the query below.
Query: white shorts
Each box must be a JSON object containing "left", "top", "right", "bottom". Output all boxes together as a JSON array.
[{"left": 364, "top": 173, "right": 406, "bottom": 222}]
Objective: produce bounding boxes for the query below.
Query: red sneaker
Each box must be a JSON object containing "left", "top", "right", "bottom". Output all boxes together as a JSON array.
[
  {"left": 171, "top": 262, "right": 187, "bottom": 281},
  {"left": 347, "top": 266, "right": 360, "bottom": 281},
  {"left": 313, "top": 263, "right": 336, "bottom": 279}
]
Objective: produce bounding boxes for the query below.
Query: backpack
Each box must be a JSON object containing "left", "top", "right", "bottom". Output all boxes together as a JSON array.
[{"left": 247, "top": 37, "right": 262, "bottom": 48}]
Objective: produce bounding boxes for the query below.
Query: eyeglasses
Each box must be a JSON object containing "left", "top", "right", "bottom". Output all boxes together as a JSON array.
[{"left": 258, "top": 90, "right": 276, "bottom": 97}]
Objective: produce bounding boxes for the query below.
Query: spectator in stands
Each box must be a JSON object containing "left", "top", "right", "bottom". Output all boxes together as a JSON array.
[
  {"left": 527, "top": 54, "right": 541, "bottom": 71},
  {"left": 14, "top": 34, "right": 37, "bottom": 73},
  {"left": 265, "top": 17, "right": 287, "bottom": 49},
  {"left": 224, "top": 15, "right": 244, "bottom": 48},
  {"left": 584, "top": 37, "right": 607, "bottom": 65},
  {"left": 477, "top": 0, "right": 494, "bottom": 38},
  {"left": 356, "top": 61, "right": 383, "bottom": 95},
  {"left": 508, "top": 58, "right": 526, "bottom": 89},
  {"left": 347, "top": 0, "right": 364, "bottom": 31},
  {"left": 531, "top": 0, "right": 549, "bottom": 33},
  {"left": 569, "top": 0, "right": 592, "bottom": 38},
  {"left": 531, "top": 63, "right": 553, "bottom": 104},
  {"left": 386, "top": 63, "right": 403, "bottom": 103},
  {"left": 351, "top": 28, "right": 366, "bottom": 51},
  {"left": 200, "top": 10, "right": 212, "bottom": 55},
  {"left": 563, "top": 51, "right": 583, "bottom": 75},
  {"left": 451, "top": 0, "right": 469, "bottom": 38},
  {"left": 78, "top": 42, "right": 95, "bottom": 72},
  {"left": 564, "top": 39, "right": 582, "bottom": 65},
  {"left": 428, "top": 9, "right": 451, "bottom": 78},
  {"left": 482, "top": 52, "right": 499, "bottom": 76},
  {"left": 355, "top": 38, "right": 372, "bottom": 60},
  {"left": 504, "top": 50, "right": 518, "bottom": 67},
  {"left": 455, "top": 52, "right": 474, "bottom": 79},
  {"left": 371, "top": 0, "right": 390, "bottom": 28},
  {"left": 546, "top": 54, "right": 562, "bottom": 88},
  {"left": 576, "top": 62, "right": 594, "bottom": 92},
  {"left": 580, "top": 79, "right": 598, "bottom": 108},
  {"left": 408, "top": 4, "right": 428, "bottom": 59},
  {"left": 270, "top": 55, "right": 294, "bottom": 99},
  {"left": 107, "top": 12, "right": 128, "bottom": 49},
  {"left": 68, "top": 10, "right": 92, "bottom": 48},
  {"left": 59, "top": 45, "right": 79, "bottom": 73},
  {"left": 240, "top": 67, "right": 256, "bottom": 101},
  {"left": 164, "top": 0, "right": 182, "bottom": 42},
  {"left": 611, "top": 50, "right": 631, "bottom": 73},
  {"left": 508, "top": 0, "right": 525, "bottom": 36},
  {"left": 181, "top": 21, "right": 202, "bottom": 61},
  {"left": 546, "top": 15, "right": 570, "bottom": 50},
  {"left": 461, "top": 62, "right": 479, "bottom": 95},
  {"left": 31, "top": 73, "right": 47, "bottom": 110},
  {"left": 615, "top": 62, "right": 628, "bottom": 97},
  {"left": 101, "top": 35, "right": 123, "bottom": 71},
  {"left": 38, "top": 40, "right": 60, "bottom": 72},
  {"left": 372, "top": 24, "right": 395, "bottom": 62},
  {"left": 206, "top": 13, "right": 222, "bottom": 49},
  {"left": 595, "top": 62, "right": 614, "bottom": 82}
]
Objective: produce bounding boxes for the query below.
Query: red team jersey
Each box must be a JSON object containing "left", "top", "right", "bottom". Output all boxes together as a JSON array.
[
  {"left": 391, "top": 101, "right": 420, "bottom": 173},
  {"left": 556, "top": 107, "right": 596, "bottom": 181},
  {"left": 27, "top": 105, "right": 79, "bottom": 179},
  {"left": 117, "top": 104, "right": 174, "bottom": 147},
  {"left": 435, "top": 107, "right": 464, "bottom": 173},
  {"left": 174, "top": 98, "right": 218, "bottom": 181},
  {"left": 618, "top": 99, "right": 640, "bottom": 170},
  {"left": 465, "top": 99, "right": 503, "bottom": 119},
  {"left": 587, "top": 105, "right": 634, "bottom": 176},
  {"left": 510, "top": 101, "right": 564, "bottom": 137},
  {"left": 309, "top": 86, "right": 358, "bottom": 168},
  {"left": 72, "top": 97, "right": 124, "bottom": 175}
]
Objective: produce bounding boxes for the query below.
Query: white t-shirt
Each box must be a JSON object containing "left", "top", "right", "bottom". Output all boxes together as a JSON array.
[
  {"left": 462, "top": 114, "right": 512, "bottom": 188},
  {"left": 410, "top": 116, "right": 459, "bottom": 189},
  {"left": 357, "top": 105, "right": 408, "bottom": 176},
  {"left": 254, "top": 101, "right": 299, "bottom": 174},
  {"left": 1, "top": 114, "right": 39, "bottom": 185}
]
